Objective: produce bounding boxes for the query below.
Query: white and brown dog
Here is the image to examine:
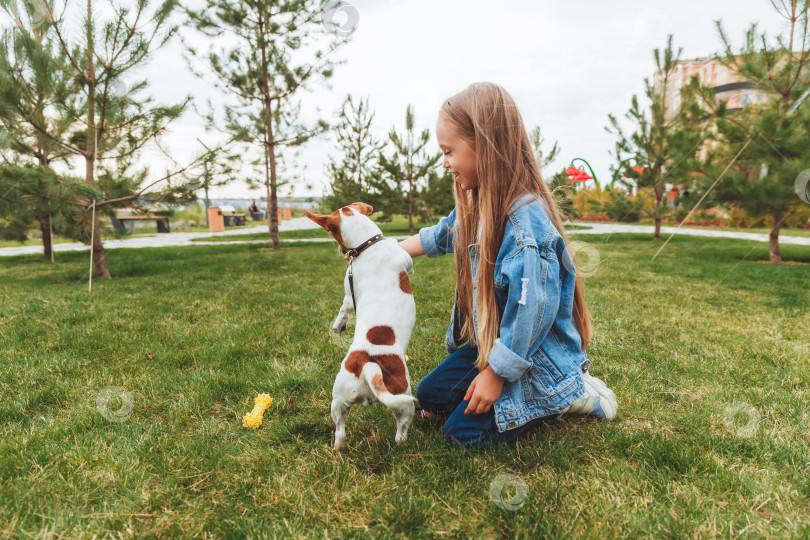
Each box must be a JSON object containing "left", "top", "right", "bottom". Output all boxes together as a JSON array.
[{"left": 306, "top": 202, "right": 417, "bottom": 450}]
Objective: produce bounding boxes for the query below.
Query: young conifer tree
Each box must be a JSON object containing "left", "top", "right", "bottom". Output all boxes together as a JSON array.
[
  {"left": 185, "top": 0, "right": 348, "bottom": 248},
  {"left": 0, "top": 0, "right": 191, "bottom": 278},
  {"left": 0, "top": 7, "right": 74, "bottom": 259},
  {"left": 323, "top": 94, "right": 384, "bottom": 211},
  {"left": 373, "top": 104, "right": 442, "bottom": 232},
  {"left": 606, "top": 35, "right": 705, "bottom": 239},
  {"left": 687, "top": 0, "right": 810, "bottom": 262}
]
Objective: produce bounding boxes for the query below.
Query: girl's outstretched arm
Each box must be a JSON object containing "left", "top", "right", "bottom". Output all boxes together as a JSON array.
[{"left": 399, "top": 234, "right": 425, "bottom": 257}]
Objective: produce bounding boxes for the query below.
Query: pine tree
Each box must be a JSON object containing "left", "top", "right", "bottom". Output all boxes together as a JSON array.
[
  {"left": 185, "top": 0, "right": 346, "bottom": 249},
  {"left": 606, "top": 35, "right": 705, "bottom": 239},
  {"left": 373, "top": 104, "right": 442, "bottom": 232},
  {"left": 529, "top": 125, "right": 560, "bottom": 171},
  {"left": 0, "top": 0, "right": 192, "bottom": 279},
  {"left": 686, "top": 0, "right": 810, "bottom": 262},
  {"left": 322, "top": 95, "right": 384, "bottom": 211},
  {"left": 0, "top": 162, "right": 61, "bottom": 256},
  {"left": 0, "top": 5, "right": 78, "bottom": 258}
]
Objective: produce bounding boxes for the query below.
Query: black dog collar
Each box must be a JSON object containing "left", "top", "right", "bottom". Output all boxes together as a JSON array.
[{"left": 344, "top": 233, "right": 385, "bottom": 261}]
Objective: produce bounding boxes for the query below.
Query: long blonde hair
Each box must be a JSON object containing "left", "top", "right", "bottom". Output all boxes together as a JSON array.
[{"left": 441, "top": 82, "right": 593, "bottom": 371}]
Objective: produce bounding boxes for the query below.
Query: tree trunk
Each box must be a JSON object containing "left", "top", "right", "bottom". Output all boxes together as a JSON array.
[
  {"left": 84, "top": 0, "right": 110, "bottom": 279},
  {"left": 267, "top": 122, "right": 280, "bottom": 250},
  {"left": 263, "top": 129, "right": 273, "bottom": 240},
  {"left": 653, "top": 168, "right": 664, "bottom": 240},
  {"left": 40, "top": 220, "right": 53, "bottom": 259},
  {"left": 258, "top": 22, "right": 280, "bottom": 250},
  {"left": 92, "top": 225, "right": 111, "bottom": 279},
  {"left": 407, "top": 188, "right": 414, "bottom": 233},
  {"left": 769, "top": 210, "right": 783, "bottom": 263}
]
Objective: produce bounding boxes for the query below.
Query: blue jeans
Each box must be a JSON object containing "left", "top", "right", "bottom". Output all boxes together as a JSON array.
[{"left": 416, "top": 345, "right": 557, "bottom": 446}]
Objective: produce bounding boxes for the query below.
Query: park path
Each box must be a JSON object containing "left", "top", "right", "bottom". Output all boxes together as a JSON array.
[
  {"left": 0, "top": 217, "right": 322, "bottom": 257},
  {"left": 565, "top": 222, "right": 810, "bottom": 245},
  {"left": 1, "top": 219, "right": 809, "bottom": 258}
]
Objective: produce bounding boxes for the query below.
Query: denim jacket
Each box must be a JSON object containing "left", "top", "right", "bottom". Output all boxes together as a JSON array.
[{"left": 419, "top": 193, "right": 588, "bottom": 432}]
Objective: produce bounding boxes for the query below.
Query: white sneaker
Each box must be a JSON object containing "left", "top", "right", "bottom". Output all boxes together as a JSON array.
[{"left": 563, "top": 370, "right": 618, "bottom": 420}]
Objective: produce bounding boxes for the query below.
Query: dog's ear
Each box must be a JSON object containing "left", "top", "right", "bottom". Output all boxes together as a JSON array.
[
  {"left": 349, "top": 202, "right": 373, "bottom": 216},
  {"left": 306, "top": 211, "right": 331, "bottom": 230},
  {"left": 306, "top": 210, "right": 342, "bottom": 235}
]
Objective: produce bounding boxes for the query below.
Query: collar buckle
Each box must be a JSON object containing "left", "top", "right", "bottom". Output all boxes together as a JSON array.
[{"left": 345, "top": 233, "right": 384, "bottom": 262}]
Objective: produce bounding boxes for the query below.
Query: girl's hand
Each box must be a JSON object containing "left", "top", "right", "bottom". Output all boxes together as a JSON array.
[{"left": 463, "top": 365, "right": 505, "bottom": 415}]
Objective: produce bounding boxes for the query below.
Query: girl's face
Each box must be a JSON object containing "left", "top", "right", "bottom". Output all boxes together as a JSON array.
[{"left": 436, "top": 116, "right": 478, "bottom": 190}]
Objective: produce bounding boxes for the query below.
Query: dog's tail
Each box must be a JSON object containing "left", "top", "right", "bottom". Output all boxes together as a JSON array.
[{"left": 361, "top": 362, "right": 417, "bottom": 408}]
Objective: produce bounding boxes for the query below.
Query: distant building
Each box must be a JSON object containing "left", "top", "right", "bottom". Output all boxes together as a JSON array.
[
  {"left": 654, "top": 57, "right": 770, "bottom": 123},
  {"left": 653, "top": 57, "right": 771, "bottom": 185}
]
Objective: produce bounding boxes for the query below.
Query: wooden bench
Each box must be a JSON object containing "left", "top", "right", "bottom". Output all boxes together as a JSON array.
[
  {"left": 111, "top": 215, "right": 171, "bottom": 234},
  {"left": 222, "top": 213, "right": 247, "bottom": 227}
]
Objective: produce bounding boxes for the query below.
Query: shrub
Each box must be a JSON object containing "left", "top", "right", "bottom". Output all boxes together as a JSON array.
[{"left": 599, "top": 187, "right": 642, "bottom": 222}]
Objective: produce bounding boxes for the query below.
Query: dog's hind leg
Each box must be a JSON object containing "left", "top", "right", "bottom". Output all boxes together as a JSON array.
[
  {"left": 331, "top": 398, "right": 351, "bottom": 450},
  {"left": 392, "top": 398, "right": 415, "bottom": 445}
]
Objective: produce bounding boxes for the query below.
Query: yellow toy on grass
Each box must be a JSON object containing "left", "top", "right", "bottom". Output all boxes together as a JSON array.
[{"left": 242, "top": 393, "right": 273, "bottom": 429}]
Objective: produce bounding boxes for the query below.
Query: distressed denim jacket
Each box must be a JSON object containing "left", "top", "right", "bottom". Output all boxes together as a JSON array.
[{"left": 419, "top": 193, "right": 588, "bottom": 432}]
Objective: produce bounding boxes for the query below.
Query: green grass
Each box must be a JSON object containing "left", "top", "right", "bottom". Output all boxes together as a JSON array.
[
  {"left": 1, "top": 235, "right": 809, "bottom": 537},
  {"left": 0, "top": 237, "right": 85, "bottom": 248}
]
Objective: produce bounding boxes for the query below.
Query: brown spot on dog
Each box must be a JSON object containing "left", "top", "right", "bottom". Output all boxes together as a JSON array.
[
  {"left": 374, "top": 354, "right": 409, "bottom": 394},
  {"left": 349, "top": 202, "right": 373, "bottom": 215},
  {"left": 399, "top": 271, "right": 412, "bottom": 294},
  {"left": 344, "top": 351, "right": 409, "bottom": 395},
  {"left": 341, "top": 206, "right": 354, "bottom": 216},
  {"left": 366, "top": 325, "right": 396, "bottom": 346},
  {"left": 345, "top": 350, "right": 371, "bottom": 378}
]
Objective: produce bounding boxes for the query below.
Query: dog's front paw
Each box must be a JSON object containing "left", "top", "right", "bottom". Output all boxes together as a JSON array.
[{"left": 331, "top": 318, "right": 348, "bottom": 334}]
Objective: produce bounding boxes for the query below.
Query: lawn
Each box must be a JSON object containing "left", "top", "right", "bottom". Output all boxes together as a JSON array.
[{"left": 0, "top": 235, "right": 808, "bottom": 537}]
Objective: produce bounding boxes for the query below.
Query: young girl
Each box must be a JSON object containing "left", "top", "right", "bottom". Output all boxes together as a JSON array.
[{"left": 398, "top": 82, "right": 618, "bottom": 446}]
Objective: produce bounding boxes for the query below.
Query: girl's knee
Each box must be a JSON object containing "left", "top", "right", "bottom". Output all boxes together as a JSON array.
[
  {"left": 441, "top": 421, "right": 495, "bottom": 447},
  {"left": 416, "top": 378, "right": 446, "bottom": 412},
  {"left": 415, "top": 378, "right": 431, "bottom": 405}
]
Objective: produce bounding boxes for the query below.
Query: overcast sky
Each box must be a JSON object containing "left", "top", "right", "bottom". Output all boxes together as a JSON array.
[{"left": 8, "top": 0, "right": 792, "bottom": 200}]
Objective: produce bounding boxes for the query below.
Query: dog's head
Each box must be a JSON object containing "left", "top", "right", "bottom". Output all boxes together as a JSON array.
[{"left": 305, "top": 202, "right": 374, "bottom": 254}]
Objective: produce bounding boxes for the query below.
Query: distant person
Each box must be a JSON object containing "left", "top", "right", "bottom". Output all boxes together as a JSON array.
[
  {"left": 668, "top": 188, "right": 679, "bottom": 209},
  {"left": 248, "top": 199, "right": 265, "bottom": 220}
]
